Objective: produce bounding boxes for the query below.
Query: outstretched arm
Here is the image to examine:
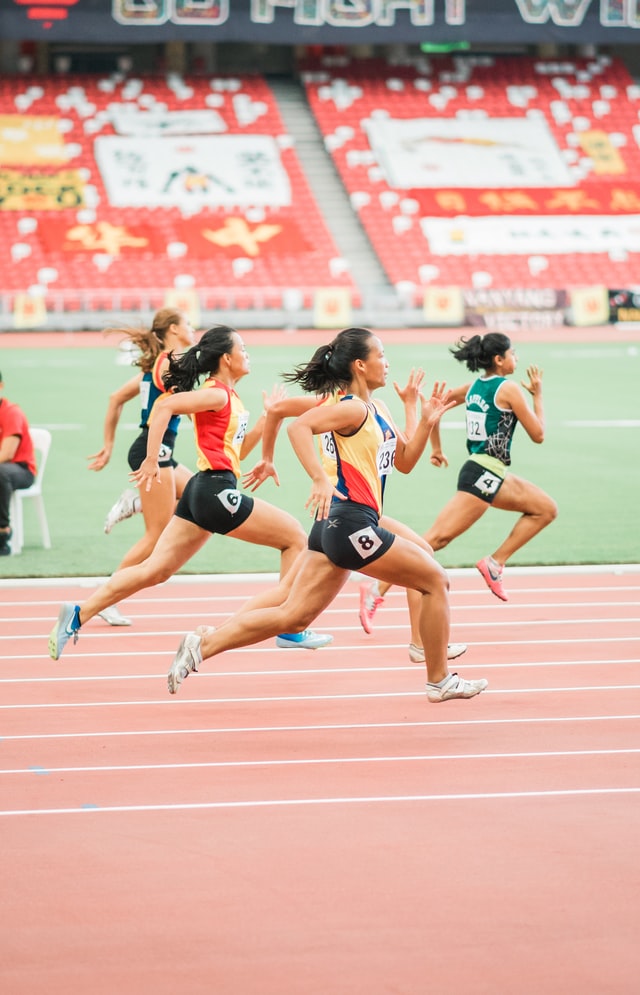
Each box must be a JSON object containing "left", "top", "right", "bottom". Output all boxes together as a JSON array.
[
  {"left": 242, "top": 395, "right": 318, "bottom": 492},
  {"left": 86, "top": 373, "right": 141, "bottom": 471},
  {"left": 429, "top": 383, "right": 468, "bottom": 468},
  {"left": 499, "top": 366, "right": 545, "bottom": 443},
  {"left": 239, "top": 383, "right": 288, "bottom": 461},
  {"left": 393, "top": 382, "right": 457, "bottom": 474},
  {"left": 393, "top": 367, "right": 425, "bottom": 438}
]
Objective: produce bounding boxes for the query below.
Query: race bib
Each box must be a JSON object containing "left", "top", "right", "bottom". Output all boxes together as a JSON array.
[
  {"left": 466, "top": 410, "right": 487, "bottom": 442},
  {"left": 473, "top": 469, "right": 502, "bottom": 495},
  {"left": 348, "top": 525, "right": 384, "bottom": 560},
  {"left": 320, "top": 431, "right": 336, "bottom": 462},
  {"left": 139, "top": 380, "right": 150, "bottom": 410},
  {"left": 233, "top": 412, "right": 249, "bottom": 447},
  {"left": 376, "top": 437, "right": 396, "bottom": 476},
  {"left": 217, "top": 487, "right": 243, "bottom": 514}
]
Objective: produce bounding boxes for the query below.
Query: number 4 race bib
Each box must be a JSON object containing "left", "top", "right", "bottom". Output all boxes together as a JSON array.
[{"left": 473, "top": 470, "right": 502, "bottom": 496}]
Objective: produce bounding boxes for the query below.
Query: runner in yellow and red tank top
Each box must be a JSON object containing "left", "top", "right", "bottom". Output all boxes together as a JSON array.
[
  {"left": 48, "top": 326, "right": 332, "bottom": 661},
  {"left": 165, "top": 327, "right": 487, "bottom": 704}
]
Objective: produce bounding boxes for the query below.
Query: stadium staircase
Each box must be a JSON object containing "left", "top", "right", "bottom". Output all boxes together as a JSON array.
[{"left": 268, "top": 75, "right": 404, "bottom": 324}]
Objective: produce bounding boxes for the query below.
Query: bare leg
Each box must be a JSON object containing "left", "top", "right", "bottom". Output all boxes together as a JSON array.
[
  {"left": 116, "top": 466, "right": 180, "bottom": 570},
  {"left": 198, "top": 552, "right": 348, "bottom": 659},
  {"left": 363, "top": 537, "right": 451, "bottom": 684},
  {"left": 360, "top": 514, "right": 434, "bottom": 618},
  {"left": 224, "top": 496, "right": 307, "bottom": 581},
  {"left": 488, "top": 474, "right": 558, "bottom": 565},
  {"left": 80, "top": 517, "right": 209, "bottom": 623}
]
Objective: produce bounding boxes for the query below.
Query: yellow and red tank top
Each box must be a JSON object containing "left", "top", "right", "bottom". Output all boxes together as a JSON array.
[
  {"left": 192, "top": 377, "right": 249, "bottom": 478},
  {"left": 332, "top": 396, "right": 396, "bottom": 515}
]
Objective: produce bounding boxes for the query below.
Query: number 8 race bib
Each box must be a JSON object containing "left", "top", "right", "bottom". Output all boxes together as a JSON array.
[{"left": 348, "top": 525, "right": 384, "bottom": 561}]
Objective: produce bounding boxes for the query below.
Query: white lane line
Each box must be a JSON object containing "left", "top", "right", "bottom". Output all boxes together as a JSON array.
[
  {"left": 1, "top": 656, "right": 638, "bottom": 684},
  {"left": 3, "top": 684, "right": 640, "bottom": 709},
  {"left": 2, "top": 684, "right": 640, "bottom": 710},
  {"left": 3, "top": 598, "right": 640, "bottom": 619},
  {"left": 3, "top": 712, "right": 640, "bottom": 742},
  {"left": 3, "top": 747, "right": 640, "bottom": 777},
  {"left": 2, "top": 786, "right": 640, "bottom": 817}
]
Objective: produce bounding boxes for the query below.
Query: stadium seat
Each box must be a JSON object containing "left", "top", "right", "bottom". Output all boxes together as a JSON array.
[{"left": 9, "top": 427, "right": 52, "bottom": 555}]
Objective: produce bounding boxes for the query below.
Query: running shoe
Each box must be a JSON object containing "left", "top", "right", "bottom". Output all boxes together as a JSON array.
[
  {"left": 476, "top": 556, "right": 508, "bottom": 602},
  {"left": 409, "top": 642, "right": 468, "bottom": 664},
  {"left": 167, "top": 632, "right": 203, "bottom": 694},
  {"left": 359, "top": 582, "right": 384, "bottom": 634},
  {"left": 98, "top": 605, "right": 132, "bottom": 626},
  {"left": 104, "top": 489, "right": 140, "bottom": 534},
  {"left": 275, "top": 630, "right": 333, "bottom": 650},
  {"left": 426, "top": 673, "right": 488, "bottom": 703},
  {"left": 49, "top": 602, "right": 81, "bottom": 660}
]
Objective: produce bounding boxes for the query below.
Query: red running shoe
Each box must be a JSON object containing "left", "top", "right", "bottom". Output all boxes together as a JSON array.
[
  {"left": 476, "top": 556, "right": 508, "bottom": 602},
  {"left": 359, "top": 582, "right": 384, "bottom": 634}
]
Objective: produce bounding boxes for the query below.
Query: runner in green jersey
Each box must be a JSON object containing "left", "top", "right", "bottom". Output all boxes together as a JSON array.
[{"left": 360, "top": 333, "right": 557, "bottom": 632}]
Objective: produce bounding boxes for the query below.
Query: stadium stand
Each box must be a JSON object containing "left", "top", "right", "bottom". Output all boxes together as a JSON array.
[
  {"left": 301, "top": 53, "right": 640, "bottom": 308},
  {"left": 0, "top": 71, "right": 358, "bottom": 322}
]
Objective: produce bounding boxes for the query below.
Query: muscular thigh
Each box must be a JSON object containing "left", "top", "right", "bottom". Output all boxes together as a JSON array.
[
  {"left": 380, "top": 513, "right": 433, "bottom": 555},
  {"left": 492, "top": 474, "right": 551, "bottom": 514},
  {"left": 365, "top": 535, "right": 448, "bottom": 595},
  {"left": 228, "top": 496, "right": 305, "bottom": 550}
]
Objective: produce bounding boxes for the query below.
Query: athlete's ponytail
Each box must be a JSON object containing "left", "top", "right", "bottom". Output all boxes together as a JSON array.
[
  {"left": 451, "top": 332, "right": 511, "bottom": 373},
  {"left": 282, "top": 326, "right": 374, "bottom": 394},
  {"left": 163, "top": 325, "right": 236, "bottom": 393},
  {"left": 103, "top": 307, "right": 185, "bottom": 374}
]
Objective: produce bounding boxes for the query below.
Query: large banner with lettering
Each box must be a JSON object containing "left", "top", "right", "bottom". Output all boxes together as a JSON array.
[
  {"left": 1, "top": 0, "right": 639, "bottom": 44},
  {"left": 94, "top": 134, "right": 291, "bottom": 211},
  {"left": 364, "top": 117, "right": 574, "bottom": 189}
]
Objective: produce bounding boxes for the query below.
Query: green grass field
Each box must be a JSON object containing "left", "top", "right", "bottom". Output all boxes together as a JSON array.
[{"left": 2, "top": 332, "right": 639, "bottom": 578}]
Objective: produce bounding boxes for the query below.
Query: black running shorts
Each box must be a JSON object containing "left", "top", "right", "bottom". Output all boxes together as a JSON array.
[
  {"left": 457, "top": 459, "right": 505, "bottom": 504},
  {"left": 175, "top": 470, "right": 254, "bottom": 535},
  {"left": 308, "top": 501, "right": 395, "bottom": 571},
  {"left": 128, "top": 428, "right": 177, "bottom": 471}
]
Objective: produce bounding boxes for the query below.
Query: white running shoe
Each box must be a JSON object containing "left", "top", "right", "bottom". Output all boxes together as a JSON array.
[
  {"left": 409, "top": 642, "right": 468, "bottom": 664},
  {"left": 167, "top": 633, "right": 203, "bottom": 694},
  {"left": 104, "top": 489, "right": 140, "bottom": 534},
  {"left": 275, "top": 629, "right": 333, "bottom": 650},
  {"left": 98, "top": 605, "right": 132, "bottom": 626},
  {"left": 426, "top": 673, "right": 488, "bottom": 703}
]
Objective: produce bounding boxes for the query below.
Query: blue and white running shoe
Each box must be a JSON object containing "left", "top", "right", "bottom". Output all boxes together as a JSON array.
[
  {"left": 275, "top": 629, "right": 333, "bottom": 650},
  {"left": 49, "top": 602, "right": 81, "bottom": 660}
]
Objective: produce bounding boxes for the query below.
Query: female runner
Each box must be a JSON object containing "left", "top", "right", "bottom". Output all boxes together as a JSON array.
[
  {"left": 359, "top": 332, "right": 557, "bottom": 633},
  {"left": 165, "top": 326, "right": 487, "bottom": 703},
  {"left": 48, "top": 325, "right": 331, "bottom": 658},
  {"left": 87, "top": 307, "right": 196, "bottom": 625}
]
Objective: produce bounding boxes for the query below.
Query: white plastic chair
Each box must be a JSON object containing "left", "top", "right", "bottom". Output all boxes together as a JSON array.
[{"left": 9, "top": 427, "right": 52, "bottom": 555}]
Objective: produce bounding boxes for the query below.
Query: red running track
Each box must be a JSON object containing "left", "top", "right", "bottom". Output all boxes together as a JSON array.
[{"left": 1, "top": 566, "right": 640, "bottom": 994}]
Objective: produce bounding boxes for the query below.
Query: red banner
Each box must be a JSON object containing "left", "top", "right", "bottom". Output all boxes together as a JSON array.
[
  {"left": 405, "top": 185, "right": 640, "bottom": 217},
  {"left": 37, "top": 215, "right": 311, "bottom": 258}
]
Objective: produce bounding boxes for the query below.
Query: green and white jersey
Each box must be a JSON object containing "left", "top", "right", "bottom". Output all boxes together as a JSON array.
[{"left": 465, "top": 375, "right": 517, "bottom": 467}]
